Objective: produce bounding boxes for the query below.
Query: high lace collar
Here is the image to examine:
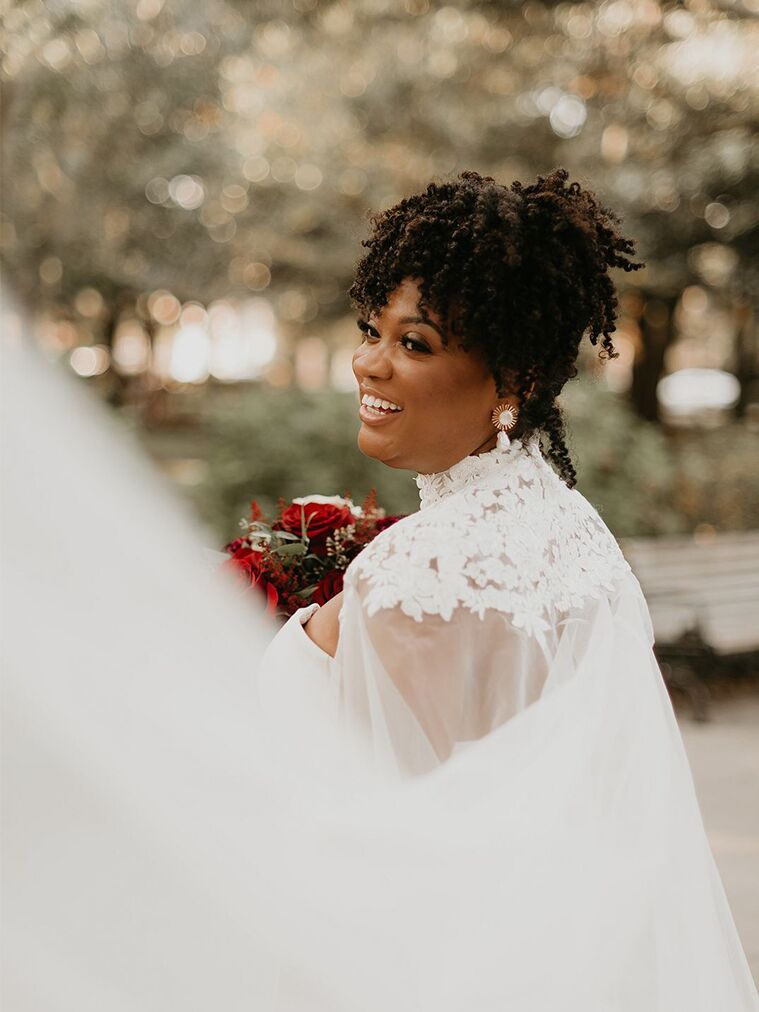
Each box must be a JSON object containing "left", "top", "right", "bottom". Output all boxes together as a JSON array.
[{"left": 414, "top": 434, "right": 543, "bottom": 510}]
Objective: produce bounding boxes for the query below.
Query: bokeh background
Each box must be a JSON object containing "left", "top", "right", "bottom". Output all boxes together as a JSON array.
[
  {"left": 2, "top": 0, "right": 758, "bottom": 542},
  {"left": 2, "top": 0, "right": 758, "bottom": 980}
]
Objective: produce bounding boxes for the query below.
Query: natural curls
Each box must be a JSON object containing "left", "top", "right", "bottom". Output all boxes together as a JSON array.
[{"left": 348, "top": 167, "right": 645, "bottom": 487}]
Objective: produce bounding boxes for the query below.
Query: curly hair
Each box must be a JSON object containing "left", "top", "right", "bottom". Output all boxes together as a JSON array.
[{"left": 347, "top": 167, "right": 645, "bottom": 487}]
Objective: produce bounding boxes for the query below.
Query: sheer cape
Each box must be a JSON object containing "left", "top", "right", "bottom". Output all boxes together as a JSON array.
[
  {"left": 3, "top": 318, "right": 757, "bottom": 1012},
  {"left": 263, "top": 434, "right": 660, "bottom": 780},
  {"left": 259, "top": 436, "right": 759, "bottom": 1009}
]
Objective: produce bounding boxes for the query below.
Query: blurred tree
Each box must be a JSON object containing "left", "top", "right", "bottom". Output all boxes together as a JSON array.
[
  {"left": 1, "top": 0, "right": 238, "bottom": 309},
  {"left": 561, "top": 378, "right": 681, "bottom": 536},
  {"left": 670, "top": 423, "right": 759, "bottom": 532},
  {"left": 3, "top": 0, "right": 757, "bottom": 369}
]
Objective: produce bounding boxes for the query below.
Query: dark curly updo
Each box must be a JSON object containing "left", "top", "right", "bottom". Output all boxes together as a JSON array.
[{"left": 347, "top": 167, "right": 645, "bottom": 487}]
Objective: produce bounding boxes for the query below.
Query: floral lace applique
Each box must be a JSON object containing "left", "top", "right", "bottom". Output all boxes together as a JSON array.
[{"left": 346, "top": 436, "right": 632, "bottom": 636}]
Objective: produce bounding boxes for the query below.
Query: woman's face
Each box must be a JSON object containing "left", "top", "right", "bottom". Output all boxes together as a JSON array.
[{"left": 352, "top": 277, "right": 503, "bottom": 475}]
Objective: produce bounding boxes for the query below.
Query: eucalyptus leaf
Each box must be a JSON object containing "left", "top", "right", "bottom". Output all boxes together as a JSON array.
[{"left": 272, "top": 542, "right": 308, "bottom": 557}]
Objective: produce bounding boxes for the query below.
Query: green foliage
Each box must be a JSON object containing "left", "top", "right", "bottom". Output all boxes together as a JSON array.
[
  {"left": 4, "top": 0, "right": 758, "bottom": 318},
  {"left": 561, "top": 379, "right": 683, "bottom": 537},
  {"left": 563, "top": 379, "right": 759, "bottom": 536},
  {"left": 670, "top": 424, "right": 759, "bottom": 531},
  {"left": 189, "top": 387, "right": 420, "bottom": 544}
]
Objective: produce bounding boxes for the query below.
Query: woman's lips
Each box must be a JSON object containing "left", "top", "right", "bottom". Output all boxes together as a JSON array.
[{"left": 359, "top": 402, "right": 403, "bottom": 426}]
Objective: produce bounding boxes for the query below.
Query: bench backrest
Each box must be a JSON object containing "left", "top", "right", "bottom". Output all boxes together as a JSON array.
[{"left": 619, "top": 530, "right": 759, "bottom": 656}]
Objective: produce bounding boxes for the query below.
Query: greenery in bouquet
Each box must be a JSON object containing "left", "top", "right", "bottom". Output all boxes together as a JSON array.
[{"left": 223, "top": 491, "right": 403, "bottom": 621}]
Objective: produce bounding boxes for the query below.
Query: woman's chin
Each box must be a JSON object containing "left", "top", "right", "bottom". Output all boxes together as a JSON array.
[
  {"left": 357, "top": 427, "right": 401, "bottom": 465},
  {"left": 357, "top": 426, "right": 385, "bottom": 457}
]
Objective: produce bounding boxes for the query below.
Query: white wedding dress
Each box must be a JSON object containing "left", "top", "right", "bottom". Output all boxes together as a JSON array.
[
  {"left": 3, "top": 310, "right": 758, "bottom": 1012},
  {"left": 261, "top": 433, "right": 643, "bottom": 779},
  {"left": 259, "top": 435, "right": 759, "bottom": 1009}
]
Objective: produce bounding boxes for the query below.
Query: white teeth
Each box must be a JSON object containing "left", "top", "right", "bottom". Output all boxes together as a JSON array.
[{"left": 361, "top": 394, "right": 402, "bottom": 411}]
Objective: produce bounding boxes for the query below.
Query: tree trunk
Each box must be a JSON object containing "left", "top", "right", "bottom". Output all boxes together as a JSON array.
[
  {"left": 733, "top": 299, "right": 757, "bottom": 418},
  {"left": 630, "top": 294, "right": 678, "bottom": 422}
]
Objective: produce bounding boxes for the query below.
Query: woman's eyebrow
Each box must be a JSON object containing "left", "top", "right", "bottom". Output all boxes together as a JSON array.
[
  {"left": 365, "top": 312, "right": 445, "bottom": 339},
  {"left": 398, "top": 314, "right": 444, "bottom": 337}
]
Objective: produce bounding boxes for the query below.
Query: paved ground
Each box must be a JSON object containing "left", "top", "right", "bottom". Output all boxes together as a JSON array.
[{"left": 677, "top": 691, "right": 759, "bottom": 986}]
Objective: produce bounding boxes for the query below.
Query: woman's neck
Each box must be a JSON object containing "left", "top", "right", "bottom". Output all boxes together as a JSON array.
[{"left": 470, "top": 432, "right": 498, "bottom": 456}]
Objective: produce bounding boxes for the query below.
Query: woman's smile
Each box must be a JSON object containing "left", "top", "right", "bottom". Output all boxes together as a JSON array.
[{"left": 358, "top": 389, "right": 404, "bottom": 425}]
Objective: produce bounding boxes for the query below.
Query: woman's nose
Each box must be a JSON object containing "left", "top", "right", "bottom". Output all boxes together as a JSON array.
[{"left": 353, "top": 340, "right": 392, "bottom": 381}]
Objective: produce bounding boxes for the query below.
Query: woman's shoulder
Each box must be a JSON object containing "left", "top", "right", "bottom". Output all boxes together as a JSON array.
[
  {"left": 345, "top": 461, "right": 631, "bottom": 629},
  {"left": 348, "top": 494, "right": 473, "bottom": 577}
]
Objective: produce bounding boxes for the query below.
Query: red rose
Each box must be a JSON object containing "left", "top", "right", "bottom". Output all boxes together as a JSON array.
[
  {"left": 222, "top": 544, "right": 279, "bottom": 616},
  {"left": 311, "top": 568, "right": 344, "bottom": 606},
  {"left": 276, "top": 499, "right": 354, "bottom": 550},
  {"left": 224, "top": 543, "right": 262, "bottom": 579}
]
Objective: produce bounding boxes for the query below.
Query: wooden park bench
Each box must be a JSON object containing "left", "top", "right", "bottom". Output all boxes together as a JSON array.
[{"left": 619, "top": 530, "right": 759, "bottom": 721}]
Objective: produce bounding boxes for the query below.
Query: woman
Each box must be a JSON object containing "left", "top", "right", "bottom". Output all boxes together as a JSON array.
[
  {"left": 3, "top": 170, "right": 756, "bottom": 1011},
  {"left": 258, "top": 168, "right": 759, "bottom": 1007}
]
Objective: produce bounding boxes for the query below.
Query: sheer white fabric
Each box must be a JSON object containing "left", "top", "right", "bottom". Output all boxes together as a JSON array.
[
  {"left": 4, "top": 306, "right": 757, "bottom": 1012},
  {"left": 262, "top": 435, "right": 642, "bottom": 776},
  {"left": 259, "top": 437, "right": 759, "bottom": 1009}
]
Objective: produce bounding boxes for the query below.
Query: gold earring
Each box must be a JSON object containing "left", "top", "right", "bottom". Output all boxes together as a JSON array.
[{"left": 491, "top": 401, "right": 519, "bottom": 450}]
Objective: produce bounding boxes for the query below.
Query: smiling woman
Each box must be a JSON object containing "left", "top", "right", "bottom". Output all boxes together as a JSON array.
[
  {"left": 352, "top": 277, "right": 503, "bottom": 475},
  {"left": 256, "top": 168, "right": 759, "bottom": 1009},
  {"left": 348, "top": 167, "right": 645, "bottom": 488}
]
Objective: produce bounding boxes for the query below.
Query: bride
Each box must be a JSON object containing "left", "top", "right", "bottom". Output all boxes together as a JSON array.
[
  {"left": 258, "top": 168, "right": 759, "bottom": 1007},
  {"left": 3, "top": 168, "right": 757, "bottom": 1011}
]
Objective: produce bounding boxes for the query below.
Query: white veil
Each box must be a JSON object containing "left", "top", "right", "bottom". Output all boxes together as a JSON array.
[
  {"left": 3, "top": 305, "right": 757, "bottom": 1011},
  {"left": 1, "top": 308, "right": 303, "bottom": 1009}
]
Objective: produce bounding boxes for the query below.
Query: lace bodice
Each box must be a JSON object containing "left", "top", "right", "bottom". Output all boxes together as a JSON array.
[
  {"left": 413, "top": 435, "right": 541, "bottom": 511},
  {"left": 346, "top": 435, "right": 632, "bottom": 635}
]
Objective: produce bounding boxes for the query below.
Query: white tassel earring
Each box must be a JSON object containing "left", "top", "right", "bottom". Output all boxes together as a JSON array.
[{"left": 491, "top": 401, "right": 519, "bottom": 450}]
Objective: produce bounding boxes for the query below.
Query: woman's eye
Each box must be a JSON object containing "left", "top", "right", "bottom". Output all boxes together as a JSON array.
[
  {"left": 356, "top": 320, "right": 429, "bottom": 354},
  {"left": 400, "top": 335, "right": 429, "bottom": 353}
]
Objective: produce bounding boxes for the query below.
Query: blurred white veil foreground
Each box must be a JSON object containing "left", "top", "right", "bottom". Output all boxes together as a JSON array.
[{"left": 2, "top": 305, "right": 758, "bottom": 1012}]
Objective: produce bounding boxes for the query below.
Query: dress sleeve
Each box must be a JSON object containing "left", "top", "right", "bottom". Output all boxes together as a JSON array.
[
  {"left": 256, "top": 603, "right": 344, "bottom": 772},
  {"left": 261, "top": 470, "right": 635, "bottom": 778},
  {"left": 326, "top": 461, "right": 637, "bottom": 777},
  {"left": 333, "top": 569, "right": 552, "bottom": 775},
  {"left": 258, "top": 603, "right": 330, "bottom": 683}
]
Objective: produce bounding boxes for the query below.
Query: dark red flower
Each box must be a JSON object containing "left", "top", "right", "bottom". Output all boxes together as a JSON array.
[
  {"left": 374, "top": 514, "right": 405, "bottom": 533},
  {"left": 276, "top": 500, "right": 354, "bottom": 550},
  {"left": 311, "top": 568, "right": 344, "bottom": 606},
  {"left": 258, "top": 580, "right": 280, "bottom": 614},
  {"left": 224, "top": 543, "right": 263, "bottom": 577},
  {"left": 222, "top": 544, "right": 279, "bottom": 616},
  {"left": 224, "top": 536, "right": 246, "bottom": 554}
]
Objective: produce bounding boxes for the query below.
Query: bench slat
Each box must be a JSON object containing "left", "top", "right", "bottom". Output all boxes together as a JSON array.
[{"left": 617, "top": 532, "right": 759, "bottom": 656}]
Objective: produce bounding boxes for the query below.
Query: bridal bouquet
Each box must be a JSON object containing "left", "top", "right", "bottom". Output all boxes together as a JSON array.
[{"left": 222, "top": 491, "right": 403, "bottom": 620}]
